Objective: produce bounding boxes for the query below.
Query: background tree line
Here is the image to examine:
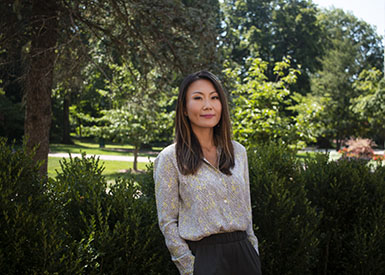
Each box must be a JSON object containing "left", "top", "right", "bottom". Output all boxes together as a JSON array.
[{"left": 1, "top": 0, "right": 384, "bottom": 175}]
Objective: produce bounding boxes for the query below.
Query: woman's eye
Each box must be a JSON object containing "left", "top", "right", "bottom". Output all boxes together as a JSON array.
[
  {"left": 193, "top": 96, "right": 202, "bottom": 100},
  {"left": 212, "top": 95, "right": 219, "bottom": 100}
]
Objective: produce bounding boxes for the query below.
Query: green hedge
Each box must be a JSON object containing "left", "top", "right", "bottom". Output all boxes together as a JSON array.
[
  {"left": 1, "top": 138, "right": 385, "bottom": 274},
  {"left": 302, "top": 155, "right": 385, "bottom": 274},
  {"left": 248, "top": 143, "right": 385, "bottom": 274},
  {"left": 0, "top": 139, "right": 68, "bottom": 274},
  {"left": 247, "top": 143, "right": 320, "bottom": 274},
  {"left": 0, "top": 138, "right": 176, "bottom": 275}
]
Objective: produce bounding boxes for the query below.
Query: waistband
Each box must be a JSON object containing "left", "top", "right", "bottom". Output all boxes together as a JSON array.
[{"left": 186, "top": 231, "right": 246, "bottom": 247}]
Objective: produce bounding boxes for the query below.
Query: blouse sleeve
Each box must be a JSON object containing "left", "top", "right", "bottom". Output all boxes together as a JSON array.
[
  {"left": 242, "top": 146, "right": 260, "bottom": 255},
  {"left": 154, "top": 150, "right": 195, "bottom": 275}
]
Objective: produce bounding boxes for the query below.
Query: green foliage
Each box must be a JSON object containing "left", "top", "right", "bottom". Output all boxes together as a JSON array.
[
  {"left": 52, "top": 154, "right": 108, "bottom": 241},
  {"left": 247, "top": 142, "right": 320, "bottom": 274},
  {"left": 0, "top": 138, "right": 177, "bottom": 274},
  {"left": 351, "top": 68, "right": 385, "bottom": 144},
  {"left": 221, "top": 0, "right": 323, "bottom": 94},
  {"left": 288, "top": 92, "right": 325, "bottom": 145},
  {"left": 49, "top": 155, "right": 177, "bottom": 275},
  {"left": 310, "top": 8, "right": 384, "bottom": 148},
  {"left": 227, "top": 56, "right": 318, "bottom": 148},
  {"left": 2, "top": 138, "right": 385, "bottom": 273},
  {"left": 0, "top": 138, "right": 70, "bottom": 274},
  {"left": 302, "top": 155, "right": 385, "bottom": 274},
  {"left": 86, "top": 64, "right": 175, "bottom": 147},
  {"left": 310, "top": 36, "right": 358, "bottom": 148},
  {"left": 248, "top": 142, "right": 385, "bottom": 274}
]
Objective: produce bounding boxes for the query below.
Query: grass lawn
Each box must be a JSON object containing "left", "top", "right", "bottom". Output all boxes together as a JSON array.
[
  {"left": 296, "top": 151, "right": 317, "bottom": 160},
  {"left": 50, "top": 138, "right": 161, "bottom": 158},
  {"left": 296, "top": 150, "right": 342, "bottom": 162},
  {"left": 48, "top": 156, "right": 150, "bottom": 181},
  {"left": 48, "top": 138, "right": 159, "bottom": 181}
]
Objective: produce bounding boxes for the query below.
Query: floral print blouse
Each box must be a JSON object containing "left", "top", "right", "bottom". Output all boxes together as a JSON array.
[{"left": 154, "top": 140, "right": 259, "bottom": 275}]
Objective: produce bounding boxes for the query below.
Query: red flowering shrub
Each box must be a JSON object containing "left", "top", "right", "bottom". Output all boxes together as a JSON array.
[
  {"left": 373, "top": 154, "right": 385, "bottom": 161},
  {"left": 339, "top": 138, "right": 376, "bottom": 160}
]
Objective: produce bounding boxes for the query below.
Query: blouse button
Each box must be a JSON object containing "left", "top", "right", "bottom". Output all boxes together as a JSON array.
[{"left": 224, "top": 199, "right": 228, "bottom": 204}]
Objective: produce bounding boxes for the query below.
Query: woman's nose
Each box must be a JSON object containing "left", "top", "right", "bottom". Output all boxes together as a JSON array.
[{"left": 203, "top": 99, "right": 212, "bottom": 110}]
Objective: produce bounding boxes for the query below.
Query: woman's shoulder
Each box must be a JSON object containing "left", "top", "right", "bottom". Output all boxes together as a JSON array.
[
  {"left": 154, "top": 144, "right": 177, "bottom": 177},
  {"left": 231, "top": 140, "right": 246, "bottom": 153},
  {"left": 156, "top": 143, "right": 176, "bottom": 160}
]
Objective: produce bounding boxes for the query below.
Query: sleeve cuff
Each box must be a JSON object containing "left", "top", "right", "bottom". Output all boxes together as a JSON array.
[{"left": 175, "top": 254, "right": 195, "bottom": 275}]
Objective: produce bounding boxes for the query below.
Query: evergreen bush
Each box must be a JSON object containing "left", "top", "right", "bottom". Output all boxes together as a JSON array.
[
  {"left": 49, "top": 155, "right": 177, "bottom": 275},
  {"left": 302, "top": 155, "right": 385, "bottom": 274},
  {"left": 2, "top": 137, "right": 385, "bottom": 274},
  {"left": 0, "top": 138, "right": 70, "bottom": 274},
  {"left": 247, "top": 142, "right": 320, "bottom": 274}
]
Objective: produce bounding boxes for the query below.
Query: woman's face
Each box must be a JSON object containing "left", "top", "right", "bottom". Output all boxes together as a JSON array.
[{"left": 185, "top": 79, "right": 222, "bottom": 132}]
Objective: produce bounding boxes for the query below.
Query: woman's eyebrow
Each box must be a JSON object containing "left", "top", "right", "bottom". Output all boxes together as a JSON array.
[
  {"left": 191, "top": 91, "right": 204, "bottom": 95},
  {"left": 191, "top": 90, "right": 218, "bottom": 95}
]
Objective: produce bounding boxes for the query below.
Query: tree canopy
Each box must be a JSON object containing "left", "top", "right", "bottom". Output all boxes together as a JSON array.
[{"left": 1, "top": 0, "right": 384, "bottom": 174}]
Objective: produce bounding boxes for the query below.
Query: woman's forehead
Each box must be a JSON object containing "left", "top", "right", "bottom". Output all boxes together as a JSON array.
[{"left": 187, "top": 79, "right": 217, "bottom": 94}]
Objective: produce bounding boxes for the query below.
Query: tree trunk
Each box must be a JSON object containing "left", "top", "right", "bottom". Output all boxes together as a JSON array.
[
  {"left": 62, "top": 92, "right": 71, "bottom": 144},
  {"left": 78, "top": 117, "right": 82, "bottom": 137},
  {"left": 25, "top": 0, "right": 58, "bottom": 176},
  {"left": 133, "top": 145, "right": 139, "bottom": 171}
]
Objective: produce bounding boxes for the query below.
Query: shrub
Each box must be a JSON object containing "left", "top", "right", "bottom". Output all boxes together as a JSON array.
[
  {"left": 51, "top": 154, "right": 108, "bottom": 242},
  {"left": 0, "top": 138, "right": 69, "bottom": 274},
  {"left": 0, "top": 140, "right": 176, "bottom": 275},
  {"left": 247, "top": 142, "right": 320, "bottom": 274},
  {"left": 50, "top": 156, "right": 177, "bottom": 275},
  {"left": 2, "top": 137, "right": 384, "bottom": 274},
  {"left": 339, "top": 137, "right": 376, "bottom": 160},
  {"left": 302, "top": 155, "right": 385, "bottom": 274}
]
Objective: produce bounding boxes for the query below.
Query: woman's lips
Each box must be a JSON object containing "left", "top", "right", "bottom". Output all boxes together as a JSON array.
[{"left": 201, "top": 114, "right": 215, "bottom": 118}]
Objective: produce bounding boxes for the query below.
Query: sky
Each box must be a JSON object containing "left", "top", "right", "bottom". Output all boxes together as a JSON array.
[{"left": 312, "top": 0, "right": 385, "bottom": 38}]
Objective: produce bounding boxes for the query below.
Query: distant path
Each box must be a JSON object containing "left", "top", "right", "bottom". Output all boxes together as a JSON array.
[
  {"left": 50, "top": 149, "right": 384, "bottom": 163},
  {"left": 298, "top": 149, "right": 384, "bottom": 161},
  {"left": 49, "top": 153, "right": 156, "bottom": 162}
]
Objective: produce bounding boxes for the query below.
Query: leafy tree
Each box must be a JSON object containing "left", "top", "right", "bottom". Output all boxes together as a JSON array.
[
  {"left": 310, "top": 8, "right": 384, "bottom": 149},
  {"left": 53, "top": 36, "right": 116, "bottom": 143},
  {"left": 288, "top": 92, "right": 325, "bottom": 146},
  {"left": 0, "top": 1, "right": 59, "bottom": 175},
  {"left": 2, "top": 0, "right": 222, "bottom": 175},
  {"left": 85, "top": 64, "right": 175, "bottom": 170},
  {"left": 310, "top": 37, "right": 358, "bottom": 149},
  {"left": 317, "top": 8, "right": 384, "bottom": 72},
  {"left": 226, "top": 56, "right": 320, "bottom": 148},
  {"left": 51, "top": 26, "right": 97, "bottom": 144},
  {"left": 221, "top": 0, "right": 323, "bottom": 93},
  {"left": 351, "top": 68, "right": 385, "bottom": 147}
]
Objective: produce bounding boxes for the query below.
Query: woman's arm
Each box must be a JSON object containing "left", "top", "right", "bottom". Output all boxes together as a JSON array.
[
  {"left": 154, "top": 150, "right": 195, "bottom": 275},
  {"left": 242, "top": 146, "right": 260, "bottom": 255}
]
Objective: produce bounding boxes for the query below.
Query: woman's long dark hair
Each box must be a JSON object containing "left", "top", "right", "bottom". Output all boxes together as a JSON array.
[{"left": 175, "top": 70, "right": 234, "bottom": 175}]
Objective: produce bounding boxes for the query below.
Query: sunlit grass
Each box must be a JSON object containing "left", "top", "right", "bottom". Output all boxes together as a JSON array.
[
  {"left": 50, "top": 138, "right": 160, "bottom": 157},
  {"left": 296, "top": 150, "right": 342, "bottom": 162},
  {"left": 48, "top": 156, "right": 149, "bottom": 180},
  {"left": 48, "top": 138, "right": 158, "bottom": 181}
]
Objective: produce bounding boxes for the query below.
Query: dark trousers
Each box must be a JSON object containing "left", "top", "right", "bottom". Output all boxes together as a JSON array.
[{"left": 186, "top": 231, "right": 262, "bottom": 275}]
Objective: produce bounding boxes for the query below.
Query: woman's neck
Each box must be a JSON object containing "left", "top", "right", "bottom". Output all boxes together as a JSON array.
[{"left": 192, "top": 126, "right": 215, "bottom": 150}]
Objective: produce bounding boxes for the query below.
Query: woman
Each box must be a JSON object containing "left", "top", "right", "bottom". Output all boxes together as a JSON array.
[{"left": 154, "top": 71, "right": 261, "bottom": 275}]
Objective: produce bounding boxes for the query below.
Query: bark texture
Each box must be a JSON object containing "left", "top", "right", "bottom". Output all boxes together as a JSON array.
[{"left": 25, "top": 0, "right": 58, "bottom": 176}]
